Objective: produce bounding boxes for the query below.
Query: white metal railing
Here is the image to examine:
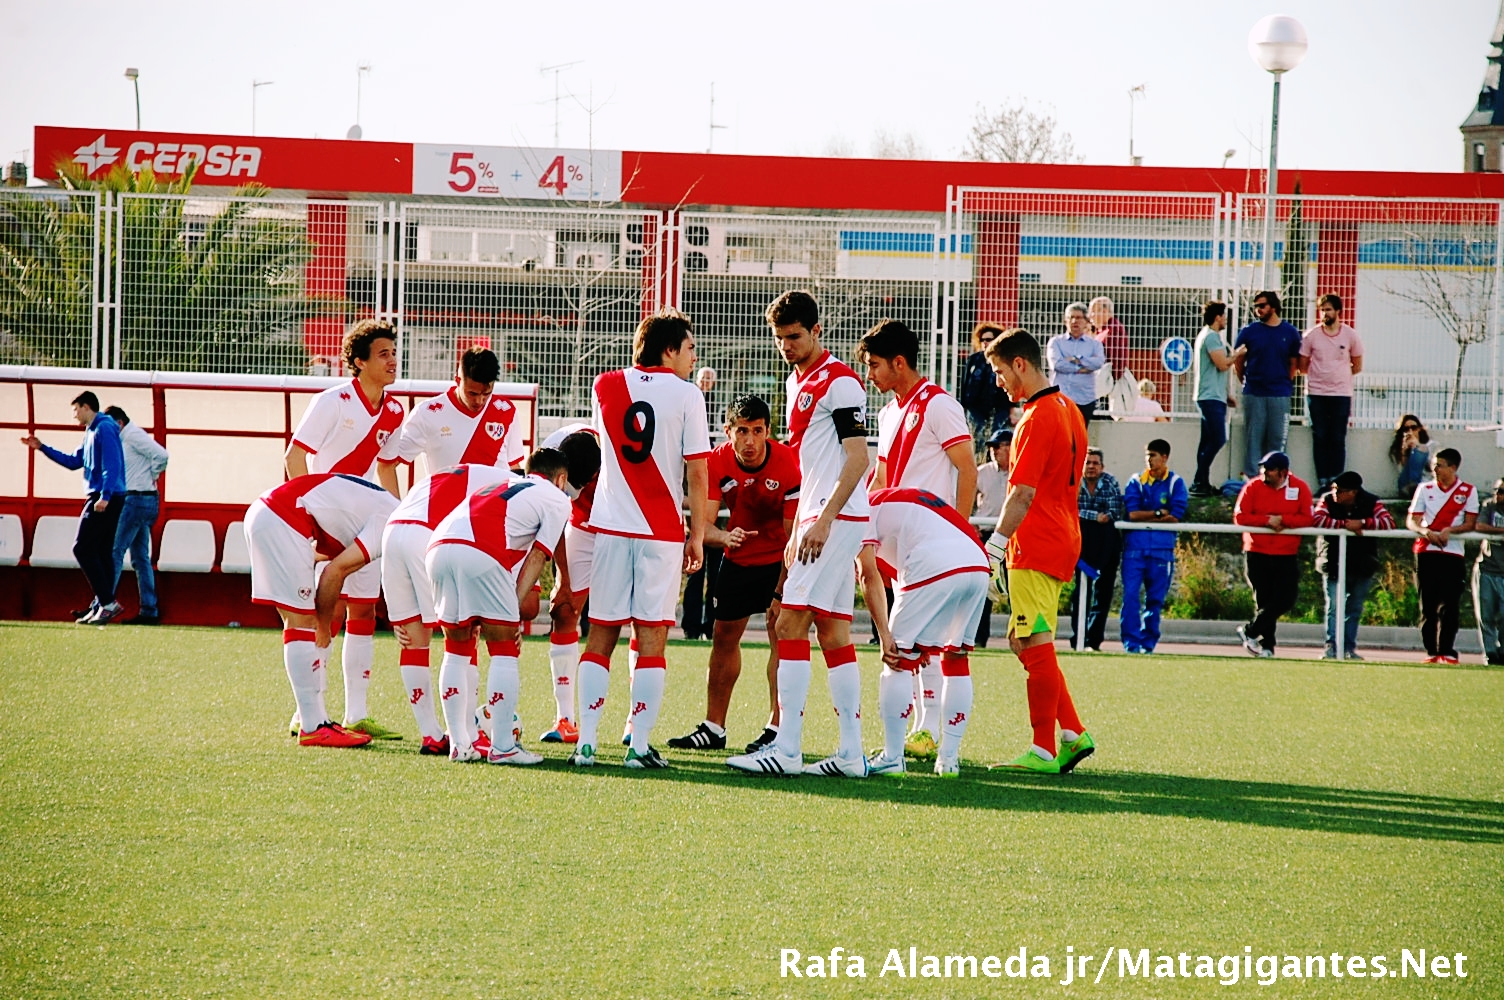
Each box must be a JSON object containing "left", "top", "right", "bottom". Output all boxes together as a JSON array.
[{"left": 966, "top": 516, "right": 1448, "bottom": 660}]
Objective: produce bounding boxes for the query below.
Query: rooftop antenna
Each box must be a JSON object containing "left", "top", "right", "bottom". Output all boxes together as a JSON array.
[
  {"left": 540, "top": 61, "right": 583, "bottom": 146},
  {"left": 708, "top": 82, "right": 728, "bottom": 153}
]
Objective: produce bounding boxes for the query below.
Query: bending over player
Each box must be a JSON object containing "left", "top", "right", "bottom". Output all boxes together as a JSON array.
[
  {"left": 244, "top": 473, "right": 399, "bottom": 747},
  {"left": 668, "top": 394, "right": 800, "bottom": 752},
  {"left": 426, "top": 450, "right": 572, "bottom": 763},
  {"left": 864, "top": 487, "right": 988, "bottom": 777},
  {"left": 382, "top": 462, "right": 520, "bottom": 755}
]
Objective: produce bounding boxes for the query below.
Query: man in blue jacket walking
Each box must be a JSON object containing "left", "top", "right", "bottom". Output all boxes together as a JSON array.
[
  {"left": 1121, "top": 438, "right": 1188, "bottom": 653},
  {"left": 21, "top": 390, "right": 128, "bottom": 624}
]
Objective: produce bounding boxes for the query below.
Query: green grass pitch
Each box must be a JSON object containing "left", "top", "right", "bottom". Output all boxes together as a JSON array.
[{"left": 2, "top": 621, "right": 1501, "bottom": 998}]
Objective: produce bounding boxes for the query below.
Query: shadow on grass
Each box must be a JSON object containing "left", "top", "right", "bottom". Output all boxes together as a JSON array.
[{"left": 547, "top": 754, "right": 1504, "bottom": 844}]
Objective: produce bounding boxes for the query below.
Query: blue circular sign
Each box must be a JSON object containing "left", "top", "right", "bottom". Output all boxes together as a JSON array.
[{"left": 1160, "top": 337, "right": 1193, "bottom": 375}]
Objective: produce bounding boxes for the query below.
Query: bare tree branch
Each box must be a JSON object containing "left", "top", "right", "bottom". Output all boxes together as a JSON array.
[{"left": 963, "top": 100, "right": 1082, "bottom": 164}]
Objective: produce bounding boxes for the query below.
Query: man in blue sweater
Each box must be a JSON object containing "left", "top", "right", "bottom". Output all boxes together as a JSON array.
[
  {"left": 21, "top": 390, "right": 128, "bottom": 624},
  {"left": 1121, "top": 438, "right": 1188, "bottom": 654}
]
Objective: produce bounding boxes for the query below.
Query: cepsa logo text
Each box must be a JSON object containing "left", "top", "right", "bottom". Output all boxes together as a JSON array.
[{"left": 72, "top": 134, "right": 262, "bottom": 178}]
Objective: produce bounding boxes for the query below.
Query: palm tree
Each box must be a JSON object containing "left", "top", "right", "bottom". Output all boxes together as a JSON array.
[{"left": 1, "top": 160, "right": 329, "bottom": 374}]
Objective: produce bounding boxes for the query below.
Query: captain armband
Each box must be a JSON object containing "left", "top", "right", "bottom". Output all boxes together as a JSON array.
[{"left": 832, "top": 406, "right": 867, "bottom": 440}]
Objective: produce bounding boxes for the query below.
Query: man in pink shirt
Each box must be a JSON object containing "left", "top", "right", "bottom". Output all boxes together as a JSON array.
[{"left": 1299, "top": 294, "right": 1364, "bottom": 489}]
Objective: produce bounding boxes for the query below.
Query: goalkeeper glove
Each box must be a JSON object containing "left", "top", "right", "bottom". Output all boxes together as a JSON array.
[{"left": 985, "top": 533, "right": 1009, "bottom": 602}]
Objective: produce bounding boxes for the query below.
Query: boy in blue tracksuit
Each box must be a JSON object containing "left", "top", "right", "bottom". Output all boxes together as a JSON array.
[{"left": 1121, "top": 438, "right": 1189, "bottom": 653}]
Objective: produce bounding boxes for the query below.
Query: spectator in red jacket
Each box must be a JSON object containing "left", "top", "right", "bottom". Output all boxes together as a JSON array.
[{"left": 1232, "top": 450, "right": 1313, "bottom": 656}]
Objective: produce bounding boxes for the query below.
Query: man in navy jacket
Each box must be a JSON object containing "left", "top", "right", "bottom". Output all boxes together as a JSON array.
[{"left": 21, "top": 390, "right": 128, "bottom": 624}]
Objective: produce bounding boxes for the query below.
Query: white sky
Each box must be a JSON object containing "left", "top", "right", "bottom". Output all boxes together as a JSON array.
[{"left": 2, "top": 0, "right": 1498, "bottom": 179}]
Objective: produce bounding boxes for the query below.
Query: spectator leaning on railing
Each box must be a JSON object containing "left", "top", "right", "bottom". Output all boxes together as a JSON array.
[
  {"left": 1072, "top": 447, "right": 1124, "bottom": 652},
  {"left": 1121, "top": 438, "right": 1188, "bottom": 655},
  {"left": 1312, "top": 471, "right": 1395, "bottom": 661},
  {"left": 103, "top": 406, "right": 170, "bottom": 626},
  {"left": 1233, "top": 451, "right": 1313, "bottom": 657},
  {"left": 1407, "top": 449, "right": 1479, "bottom": 665},
  {"left": 20, "top": 391, "right": 128, "bottom": 625},
  {"left": 1473, "top": 478, "right": 1504, "bottom": 667}
]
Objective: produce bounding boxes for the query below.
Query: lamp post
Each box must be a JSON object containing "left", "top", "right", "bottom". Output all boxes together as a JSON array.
[
  {"left": 124, "top": 68, "right": 140, "bottom": 130},
  {"left": 251, "top": 79, "right": 275, "bottom": 136},
  {"left": 1248, "top": 15, "right": 1308, "bottom": 294}
]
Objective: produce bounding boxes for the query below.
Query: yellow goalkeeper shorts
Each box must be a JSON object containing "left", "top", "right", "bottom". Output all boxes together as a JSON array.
[{"left": 1007, "top": 568, "right": 1064, "bottom": 638}]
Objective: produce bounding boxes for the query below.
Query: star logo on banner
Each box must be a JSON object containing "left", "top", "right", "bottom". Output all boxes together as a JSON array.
[{"left": 72, "top": 135, "right": 120, "bottom": 174}]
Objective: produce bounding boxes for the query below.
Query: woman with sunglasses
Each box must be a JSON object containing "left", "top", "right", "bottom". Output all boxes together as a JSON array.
[{"left": 1388, "top": 414, "right": 1433, "bottom": 499}]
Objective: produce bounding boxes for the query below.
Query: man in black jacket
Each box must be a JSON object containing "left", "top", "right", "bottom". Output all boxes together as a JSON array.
[{"left": 1312, "top": 470, "right": 1397, "bottom": 659}]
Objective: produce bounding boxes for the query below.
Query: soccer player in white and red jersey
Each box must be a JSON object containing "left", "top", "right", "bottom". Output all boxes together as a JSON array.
[
  {"left": 426, "top": 450, "right": 573, "bottom": 763},
  {"left": 864, "top": 487, "right": 989, "bottom": 777},
  {"left": 386, "top": 346, "right": 525, "bottom": 749},
  {"left": 572, "top": 309, "right": 712, "bottom": 770},
  {"left": 283, "top": 320, "right": 405, "bottom": 742},
  {"left": 394, "top": 346, "right": 526, "bottom": 477},
  {"left": 243, "top": 473, "right": 399, "bottom": 747},
  {"left": 727, "top": 291, "right": 895, "bottom": 779},
  {"left": 382, "top": 462, "right": 520, "bottom": 755},
  {"left": 861, "top": 318, "right": 978, "bottom": 758},
  {"left": 667, "top": 394, "right": 800, "bottom": 753},
  {"left": 535, "top": 425, "right": 602, "bottom": 745}
]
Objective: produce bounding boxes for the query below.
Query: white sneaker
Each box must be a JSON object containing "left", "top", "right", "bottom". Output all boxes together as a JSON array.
[
  {"left": 488, "top": 743, "right": 544, "bottom": 766},
  {"left": 567, "top": 743, "right": 597, "bottom": 767},
  {"left": 1236, "top": 625, "right": 1263, "bottom": 657},
  {"left": 726, "top": 745, "right": 804, "bottom": 776},
  {"left": 934, "top": 754, "right": 960, "bottom": 778},
  {"left": 803, "top": 753, "right": 869, "bottom": 778},
  {"left": 866, "top": 750, "right": 906, "bottom": 776},
  {"left": 450, "top": 741, "right": 484, "bottom": 763}
]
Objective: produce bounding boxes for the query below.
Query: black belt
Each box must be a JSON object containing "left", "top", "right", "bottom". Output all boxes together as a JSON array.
[{"left": 123, "top": 490, "right": 158, "bottom": 496}]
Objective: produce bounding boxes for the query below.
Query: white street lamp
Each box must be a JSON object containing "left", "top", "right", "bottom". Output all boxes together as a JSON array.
[
  {"left": 1248, "top": 14, "right": 1308, "bottom": 293},
  {"left": 124, "top": 68, "right": 140, "bottom": 130},
  {"left": 251, "top": 79, "right": 275, "bottom": 136}
]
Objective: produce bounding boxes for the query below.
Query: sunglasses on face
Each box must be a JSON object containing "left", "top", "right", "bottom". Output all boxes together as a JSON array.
[
  {"left": 1253, "top": 302, "right": 1271, "bottom": 310},
  {"left": 1403, "top": 424, "right": 1420, "bottom": 431}
]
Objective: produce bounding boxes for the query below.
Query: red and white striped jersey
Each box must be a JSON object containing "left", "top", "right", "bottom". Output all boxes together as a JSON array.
[
  {"left": 291, "top": 379, "right": 405, "bottom": 481},
  {"left": 395, "top": 387, "right": 526, "bottom": 472},
  {"left": 589, "top": 367, "right": 712, "bottom": 541},
  {"left": 866, "top": 487, "right": 987, "bottom": 590},
  {"left": 387, "top": 464, "right": 519, "bottom": 530},
  {"left": 256, "top": 473, "right": 399, "bottom": 562},
  {"left": 876, "top": 378, "right": 971, "bottom": 506},
  {"left": 785, "top": 351, "right": 869, "bottom": 522},
  {"left": 428, "top": 474, "right": 571, "bottom": 572},
  {"left": 541, "top": 423, "right": 599, "bottom": 532}
]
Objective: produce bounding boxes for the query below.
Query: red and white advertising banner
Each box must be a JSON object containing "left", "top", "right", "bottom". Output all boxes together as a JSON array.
[
  {"left": 33, "top": 126, "right": 412, "bottom": 193},
  {"left": 410, "top": 144, "right": 621, "bottom": 201}
]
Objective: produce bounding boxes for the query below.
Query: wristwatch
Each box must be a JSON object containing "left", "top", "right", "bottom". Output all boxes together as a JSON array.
[{"left": 1155, "top": 509, "right": 1164, "bottom": 518}]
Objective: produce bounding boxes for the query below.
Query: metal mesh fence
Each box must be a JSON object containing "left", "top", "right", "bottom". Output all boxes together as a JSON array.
[
  {"left": 946, "top": 188, "right": 1229, "bottom": 420},
  {"left": 4, "top": 186, "right": 1500, "bottom": 433},
  {"left": 0, "top": 189, "right": 102, "bottom": 367},
  {"left": 397, "top": 202, "right": 661, "bottom": 419},
  {"left": 679, "top": 212, "right": 941, "bottom": 426},
  {"left": 113, "top": 194, "right": 386, "bottom": 377},
  {"left": 1237, "top": 194, "right": 1503, "bottom": 430}
]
